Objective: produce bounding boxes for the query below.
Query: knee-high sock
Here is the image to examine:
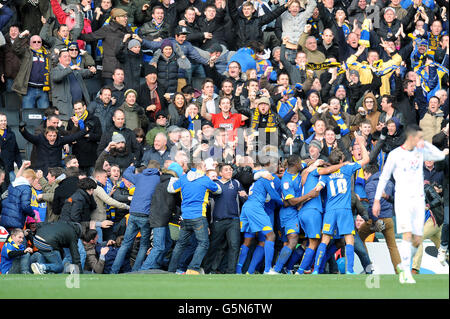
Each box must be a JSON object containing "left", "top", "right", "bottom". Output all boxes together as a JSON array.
[
  {"left": 297, "top": 248, "right": 316, "bottom": 274},
  {"left": 236, "top": 245, "right": 249, "bottom": 274},
  {"left": 399, "top": 240, "right": 412, "bottom": 272},
  {"left": 286, "top": 246, "right": 305, "bottom": 271},
  {"left": 247, "top": 245, "right": 264, "bottom": 274},
  {"left": 273, "top": 246, "right": 292, "bottom": 272},
  {"left": 345, "top": 244, "right": 355, "bottom": 273},
  {"left": 313, "top": 243, "right": 327, "bottom": 272},
  {"left": 319, "top": 243, "right": 338, "bottom": 274},
  {"left": 264, "top": 240, "right": 275, "bottom": 273}
]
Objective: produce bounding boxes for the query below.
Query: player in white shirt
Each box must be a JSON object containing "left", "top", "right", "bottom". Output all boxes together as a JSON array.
[{"left": 373, "top": 125, "right": 448, "bottom": 284}]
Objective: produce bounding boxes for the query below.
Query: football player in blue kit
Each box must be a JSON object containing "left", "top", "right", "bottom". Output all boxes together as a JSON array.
[{"left": 312, "top": 135, "right": 370, "bottom": 274}]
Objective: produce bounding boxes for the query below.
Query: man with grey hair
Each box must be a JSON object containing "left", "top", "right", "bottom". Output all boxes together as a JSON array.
[{"left": 142, "top": 132, "right": 171, "bottom": 167}]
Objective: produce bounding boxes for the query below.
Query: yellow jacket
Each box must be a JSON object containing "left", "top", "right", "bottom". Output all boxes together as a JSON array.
[{"left": 346, "top": 53, "right": 402, "bottom": 96}]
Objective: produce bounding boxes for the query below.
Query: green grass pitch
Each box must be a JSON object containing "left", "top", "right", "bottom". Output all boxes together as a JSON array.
[{"left": 0, "top": 274, "right": 448, "bottom": 299}]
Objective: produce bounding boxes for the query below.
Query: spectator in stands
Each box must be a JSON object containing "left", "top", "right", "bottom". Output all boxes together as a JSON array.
[
  {"left": 79, "top": 8, "right": 133, "bottom": 85},
  {"left": 0, "top": 228, "right": 33, "bottom": 274},
  {"left": 19, "top": 121, "right": 89, "bottom": 175},
  {"left": 50, "top": 49, "right": 95, "bottom": 125},
  {"left": 420, "top": 96, "right": 445, "bottom": 143},
  {"left": 142, "top": 132, "right": 171, "bottom": 167},
  {"left": 35, "top": 167, "right": 64, "bottom": 223},
  {"left": 0, "top": 112, "right": 22, "bottom": 183},
  {"left": 51, "top": 167, "right": 82, "bottom": 219},
  {"left": 0, "top": 161, "right": 35, "bottom": 232},
  {"left": 88, "top": 86, "right": 116, "bottom": 135},
  {"left": 145, "top": 110, "right": 168, "bottom": 147},
  {"left": 118, "top": 89, "right": 148, "bottom": 132},
  {"left": 137, "top": 64, "right": 169, "bottom": 123},
  {"left": 167, "top": 92, "right": 188, "bottom": 127},
  {"left": 116, "top": 35, "right": 143, "bottom": 92},
  {"left": 67, "top": 100, "right": 102, "bottom": 175},
  {"left": 138, "top": 5, "right": 171, "bottom": 41},
  {"left": 81, "top": 228, "right": 109, "bottom": 274},
  {"left": 12, "top": 31, "right": 51, "bottom": 110},
  {"left": 0, "top": 25, "right": 21, "bottom": 92},
  {"left": 110, "top": 160, "right": 160, "bottom": 273},
  {"left": 109, "top": 68, "right": 127, "bottom": 107}
]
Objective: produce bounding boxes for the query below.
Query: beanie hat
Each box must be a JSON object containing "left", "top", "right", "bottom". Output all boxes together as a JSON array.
[
  {"left": 160, "top": 39, "right": 173, "bottom": 50},
  {"left": 168, "top": 162, "right": 183, "bottom": 177},
  {"left": 128, "top": 39, "right": 141, "bottom": 50},
  {"left": 309, "top": 139, "right": 322, "bottom": 151}
]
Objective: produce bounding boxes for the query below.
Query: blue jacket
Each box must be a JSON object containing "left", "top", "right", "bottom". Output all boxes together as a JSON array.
[
  {"left": 168, "top": 170, "right": 222, "bottom": 219},
  {"left": 0, "top": 177, "right": 35, "bottom": 229},
  {"left": 123, "top": 166, "right": 160, "bottom": 215},
  {"left": 365, "top": 171, "right": 394, "bottom": 221},
  {"left": 228, "top": 47, "right": 257, "bottom": 73}
]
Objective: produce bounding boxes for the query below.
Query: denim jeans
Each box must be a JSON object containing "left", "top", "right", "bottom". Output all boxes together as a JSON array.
[
  {"left": 38, "top": 249, "right": 64, "bottom": 273},
  {"left": 140, "top": 226, "right": 173, "bottom": 270},
  {"left": 7, "top": 252, "right": 31, "bottom": 274},
  {"left": 184, "top": 63, "right": 206, "bottom": 85},
  {"left": 353, "top": 231, "right": 372, "bottom": 272},
  {"left": 110, "top": 214, "right": 151, "bottom": 273},
  {"left": 168, "top": 217, "right": 210, "bottom": 272},
  {"left": 177, "top": 235, "right": 197, "bottom": 272},
  {"left": 203, "top": 219, "right": 241, "bottom": 274},
  {"left": 22, "top": 87, "right": 49, "bottom": 109},
  {"left": 62, "top": 239, "right": 87, "bottom": 270}
]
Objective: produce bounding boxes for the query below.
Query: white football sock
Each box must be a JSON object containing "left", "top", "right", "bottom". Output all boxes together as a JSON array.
[{"left": 399, "top": 240, "right": 412, "bottom": 273}]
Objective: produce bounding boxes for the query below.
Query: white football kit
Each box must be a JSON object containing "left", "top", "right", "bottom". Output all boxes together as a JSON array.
[{"left": 375, "top": 141, "right": 446, "bottom": 236}]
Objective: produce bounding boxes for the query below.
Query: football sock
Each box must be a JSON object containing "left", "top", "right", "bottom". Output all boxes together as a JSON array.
[
  {"left": 319, "top": 243, "right": 338, "bottom": 274},
  {"left": 286, "top": 246, "right": 305, "bottom": 271},
  {"left": 264, "top": 240, "right": 275, "bottom": 273},
  {"left": 247, "top": 245, "right": 264, "bottom": 274},
  {"left": 273, "top": 246, "right": 292, "bottom": 273},
  {"left": 345, "top": 244, "right": 355, "bottom": 273},
  {"left": 399, "top": 240, "right": 412, "bottom": 273},
  {"left": 236, "top": 245, "right": 249, "bottom": 274},
  {"left": 298, "top": 248, "right": 315, "bottom": 274},
  {"left": 314, "top": 243, "right": 327, "bottom": 272}
]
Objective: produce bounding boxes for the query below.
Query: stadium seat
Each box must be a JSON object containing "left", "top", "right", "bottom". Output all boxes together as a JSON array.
[
  {"left": 9, "top": 125, "right": 33, "bottom": 160},
  {"left": 3, "top": 92, "right": 22, "bottom": 110},
  {"left": 22, "top": 109, "right": 45, "bottom": 128},
  {"left": 4, "top": 109, "right": 20, "bottom": 127}
]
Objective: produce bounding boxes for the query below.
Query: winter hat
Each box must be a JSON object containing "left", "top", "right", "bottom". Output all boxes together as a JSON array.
[
  {"left": 112, "top": 133, "right": 126, "bottom": 143},
  {"left": 160, "top": 39, "right": 173, "bottom": 50},
  {"left": 128, "top": 39, "right": 141, "bottom": 50},
  {"left": 124, "top": 89, "right": 138, "bottom": 98},
  {"left": 111, "top": 8, "right": 128, "bottom": 18},
  {"left": 144, "top": 64, "right": 158, "bottom": 76},
  {"left": 309, "top": 139, "right": 322, "bottom": 152}
]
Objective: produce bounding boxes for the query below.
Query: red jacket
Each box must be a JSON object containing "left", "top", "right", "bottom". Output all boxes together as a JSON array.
[{"left": 50, "top": 0, "right": 92, "bottom": 50}]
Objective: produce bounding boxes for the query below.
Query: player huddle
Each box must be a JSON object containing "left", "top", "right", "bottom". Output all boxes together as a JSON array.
[{"left": 236, "top": 125, "right": 447, "bottom": 283}]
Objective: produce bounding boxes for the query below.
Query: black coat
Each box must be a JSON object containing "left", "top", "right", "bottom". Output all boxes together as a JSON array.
[
  {"left": 137, "top": 82, "right": 169, "bottom": 123},
  {"left": 60, "top": 189, "right": 97, "bottom": 224},
  {"left": 52, "top": 176, "right": 80, "bottom": 218},
  {"left": 97, "top": 125, "right": 140, "bottom": 160},
  {"left": 149, "top": 170, "right": 180, "bottom": 228},
  {"left": 67, "top": 113, "right": 103, "bottom": 168},
  {"left": 20, "top": 127, "right": 88, "bottom": 175},
  {"left": 0, "top": 126, "right": 22, "bottom": 173},
  {"left": 34, "top": 221, "right": 82, "bottom": 266},
  {"left": 156, "top": 53, "right": 179, "bottom": 94},
  {"left": 116, "top": 42, "right": 143, "bottom": 92}
]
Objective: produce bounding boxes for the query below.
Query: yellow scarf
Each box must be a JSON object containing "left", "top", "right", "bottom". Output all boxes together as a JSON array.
[
  {"left": 251, "top": 107, "right": 277, "bottom": 133},
  {"left": 30, "top": 47, "right": 50, "bottom": 92}
]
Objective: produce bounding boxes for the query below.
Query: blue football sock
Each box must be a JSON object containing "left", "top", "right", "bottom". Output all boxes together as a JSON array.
[
  {"left": 264, "top": 240, "right": 275, "bottom": 273},
  {"left": 236, "top": 245, "right": 249, "bottom": 274},
  {"left": 286, "top": 246, "right": 305, "bottom": 271},
  {"left": 346, "top": 244, "right": 355, "bottom": 273},
  {"left": 298, "top": 248, "right": 315, "bottom": 273},
  {"left": 247, "top": 245, "right": 264, "bottom": 274},
  {"left": 313, "top": 243, "right": 327, "bottom": 272},
  {"left": 274, "top": 246, "right": 292, "bottom": 273},
  {"left": 319, "top": 243, "right": 338, "bottom": 274}
]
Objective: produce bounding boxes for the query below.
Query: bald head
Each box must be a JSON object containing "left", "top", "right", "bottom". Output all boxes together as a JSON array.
[{"left": 30, "top": 35, "right": 42, "bottom": 51}]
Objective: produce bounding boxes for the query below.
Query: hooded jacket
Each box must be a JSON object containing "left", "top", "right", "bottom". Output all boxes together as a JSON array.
[
  {"left": 0, "top": 177, "right": 34, "bottom": 229},
  {"left": 123, "top": 166, "right": 160, "bottom": 216},
  {"left": 60, "top": 188, "right": 97, "bottom": 225}
]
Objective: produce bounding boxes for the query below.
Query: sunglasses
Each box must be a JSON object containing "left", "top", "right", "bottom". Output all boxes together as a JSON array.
[
  {"left": 32, "top": 41, "right": 42, "bottom": 44},
  {"left": 69, "top": 48, "right": 78, "bottom": 51}
]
